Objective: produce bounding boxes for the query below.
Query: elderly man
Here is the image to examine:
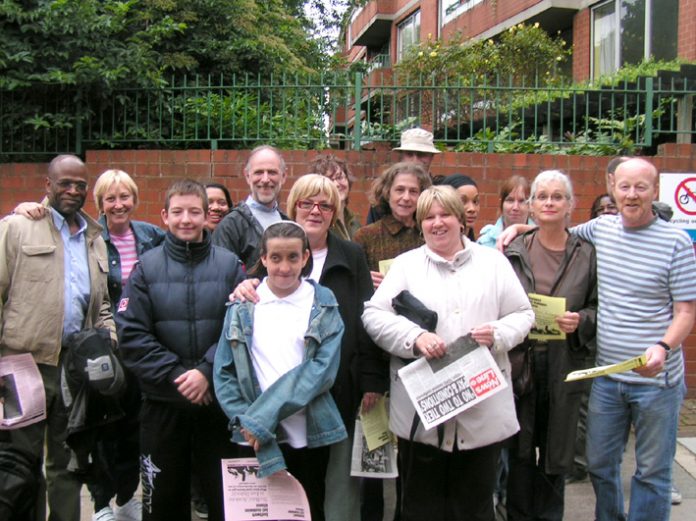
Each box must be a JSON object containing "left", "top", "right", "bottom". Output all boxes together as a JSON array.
[
  {"left": 212, "top": 145, "right": 288, "bottom": 270},
  {"left": 499, "top": 158, "right": 696, "bottom": 520},
  {"left": 0, "top": 155, "right": 115, "bottom": 521}
]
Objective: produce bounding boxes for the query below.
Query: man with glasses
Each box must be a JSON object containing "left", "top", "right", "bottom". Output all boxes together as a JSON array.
[
  {"left": 212, "top": 145, "right": 288, "bottom": 270},
  {"left": 0, "top": 154, "right": 115, "bottom": 521}
]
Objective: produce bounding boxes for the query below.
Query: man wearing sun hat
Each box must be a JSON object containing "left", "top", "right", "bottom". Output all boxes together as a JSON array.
[{"left": 366, "top": 128, "right": 442, "bottom": 224}]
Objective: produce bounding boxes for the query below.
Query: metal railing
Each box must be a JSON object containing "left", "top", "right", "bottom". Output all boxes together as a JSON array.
[{"left": 1, "top": 72, "right": 694, "bottom": 159}]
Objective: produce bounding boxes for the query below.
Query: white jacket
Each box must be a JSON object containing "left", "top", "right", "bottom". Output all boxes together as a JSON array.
[{"left": 362, "top": 238, "right": 534, "bottom": 450}]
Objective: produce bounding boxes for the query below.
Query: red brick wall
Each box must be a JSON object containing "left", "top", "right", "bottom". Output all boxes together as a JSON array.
[
  {"left": 573, "top": 8, "right": 591, "bottom": 83},
  {"left": 3, "top": 145, "right": 696, "bottom": 395},
  {"left": 678, "top": 0, "right": 696, "bottom": 60}
]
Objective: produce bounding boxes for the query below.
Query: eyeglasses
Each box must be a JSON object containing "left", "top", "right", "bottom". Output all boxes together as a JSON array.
[
  {"left": 52, "top": 179, "right": 88, "bottom": 192},
  {"left": 533, "top": 193, "right": 567, "bottom": 203},
  {"left": 295, "top": 200, "right": 335, "bottom": 213}
]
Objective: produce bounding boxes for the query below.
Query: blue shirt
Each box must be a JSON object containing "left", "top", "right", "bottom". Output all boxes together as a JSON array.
[
  {"left": 245, "top": 195, "right": 282, "bottom": 231},
  {"left": 51, "top": 208, "right": 91, "bottom": 344}
]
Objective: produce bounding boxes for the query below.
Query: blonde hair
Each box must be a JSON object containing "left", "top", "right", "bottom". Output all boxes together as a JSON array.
[
  {"left": 416, "top": 186, "right": 466, "bottom": 228},
  {"left": 287, "top": 174, "right": 341, "bottom": 227},
  {"left": 93, "top": 169, "right": 139, "bottom": 213}
]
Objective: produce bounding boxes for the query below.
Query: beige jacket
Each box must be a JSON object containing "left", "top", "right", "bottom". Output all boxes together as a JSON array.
[{"left": 0, "top": 200, "right": 115, "bottom": 366}]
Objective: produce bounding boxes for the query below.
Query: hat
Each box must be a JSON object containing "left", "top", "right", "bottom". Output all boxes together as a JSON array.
[{"left": 393, "top": 128, "right": 441, "bottom": 154}]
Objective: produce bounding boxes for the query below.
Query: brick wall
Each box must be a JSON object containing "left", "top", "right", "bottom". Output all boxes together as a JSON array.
[
  {"left": 679, "top": 0, "right": 696, "bottom": 60},
  {"left": 573, "top": 8, "right": 591, "bottom": 83},
  {"left": 2, "top": 145, "right": 696, "bottom": 395}
]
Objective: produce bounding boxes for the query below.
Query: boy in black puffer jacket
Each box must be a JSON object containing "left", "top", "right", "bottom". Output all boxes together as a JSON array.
[{"left": 116, "top": 179, "right": 245, "bottom": 521}]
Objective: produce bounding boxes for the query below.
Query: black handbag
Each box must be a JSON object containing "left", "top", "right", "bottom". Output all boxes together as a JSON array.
[{"left": 509, "top": 342, "right": 534, "bottom": 397}]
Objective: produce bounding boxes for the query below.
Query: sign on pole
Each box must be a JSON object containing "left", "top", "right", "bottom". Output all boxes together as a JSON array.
[{"left": 659, "top": 173, "right": 696, "bottom": 241}]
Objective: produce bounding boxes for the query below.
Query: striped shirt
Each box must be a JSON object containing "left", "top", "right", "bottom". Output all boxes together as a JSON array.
[
  {"left": 572, "top": 214, "right": 696, "bottom": 386},
  {"left": 110, "top": 229, "right": 138, "bottom": 285}
]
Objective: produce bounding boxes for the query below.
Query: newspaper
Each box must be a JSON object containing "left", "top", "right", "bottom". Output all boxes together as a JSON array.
[
  {"left": 221, "top": 458, "right": 310, "bottom": 521},
  {"left": 565, "top": 355, "right": 647, "bottom": 382},
  {"left": 378, "top": 258, "right": 395, "bottom": 275},
  {"left": 528, "top": 293, "right": 566, "bottom": 341},
  {"left": 350, "top": 419, "right": 398, "bottom": 478},
  {"left": 0, "top": 353, "right": 46, "bottom": 430},
  {"left": 397, "top": 335, "right": 508, "bottom": 431}
]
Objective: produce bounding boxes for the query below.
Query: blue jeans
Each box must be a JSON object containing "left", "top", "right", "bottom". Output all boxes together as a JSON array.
[{"left": 586, "top": 376, "right": 684, "bottom": 521}]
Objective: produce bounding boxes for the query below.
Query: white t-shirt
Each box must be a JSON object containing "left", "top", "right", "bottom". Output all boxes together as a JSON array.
[
  {"left": 309, "top": 247, "right": 328, "bottom": 282},
  {"left": 250, "top": 279, "right": 314, "bottom": 448}
]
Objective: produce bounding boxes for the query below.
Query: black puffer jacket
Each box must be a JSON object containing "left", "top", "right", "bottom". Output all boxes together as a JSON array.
[
  {"left": 116, "top": 231, "right": 245, "bottom": 405},
  {"left": 212, "top": 201, "right": 288, "bottom": 271}
]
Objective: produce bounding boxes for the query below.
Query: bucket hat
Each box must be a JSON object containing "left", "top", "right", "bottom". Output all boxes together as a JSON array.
[{"left": 393, "top": 128, "right": 441, "bottom": 154}]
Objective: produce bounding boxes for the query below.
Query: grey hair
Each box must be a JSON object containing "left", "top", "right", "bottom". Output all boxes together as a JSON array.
[
  {"left": 530, "top": 170, "right": 574, "bottom": 205},
  {"left": 243, "top": 145, "right": 286, "bottom": 174}
]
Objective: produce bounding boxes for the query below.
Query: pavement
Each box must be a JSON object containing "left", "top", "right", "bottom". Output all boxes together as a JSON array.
[{"left": 76, "top": 399, "right": 696, "bottom": 520}]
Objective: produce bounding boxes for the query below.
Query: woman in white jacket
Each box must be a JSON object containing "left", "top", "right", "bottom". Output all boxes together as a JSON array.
[{"left": 362, "top": 186, "right": 534, "bottom": 521}]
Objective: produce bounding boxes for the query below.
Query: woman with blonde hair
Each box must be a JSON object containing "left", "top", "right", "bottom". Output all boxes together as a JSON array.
[{"left": 362, "top": 185, "right": 534, "bottom": 521}]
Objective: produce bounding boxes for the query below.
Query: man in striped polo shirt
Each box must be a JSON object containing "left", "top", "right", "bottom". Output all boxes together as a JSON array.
[{"left": 572, "top": 158, "right": 696, "bottom": 521}]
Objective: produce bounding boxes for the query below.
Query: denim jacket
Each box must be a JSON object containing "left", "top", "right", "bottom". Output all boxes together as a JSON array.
[
  {"left": 213, "top": 280, "right": 347, "bottom": 477},
  {"left": 98, "top": 215, "right": 164, "bottom": 307}
]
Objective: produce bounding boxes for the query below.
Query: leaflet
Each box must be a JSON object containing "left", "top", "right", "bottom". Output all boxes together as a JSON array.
[
  {"left": 378, "top": 258, "right": 394, "bottom": 275},
  {"left": 397, "top": 335, "right": 508, "bottom": 431},
  {"left": 0, "top": 353, "right": 46, "bottom": 430},
  {"left": 221, "top": 458, "right": 310, "bottom": 521},
  {"left": 528, "top": 293, "right": 566, "bottom": 341},
  {"left": 565, "top": 355, "right": 647, "bottom": 382},
  {"left": 358, "top": 395, "right": 391, "bottom": 451}
]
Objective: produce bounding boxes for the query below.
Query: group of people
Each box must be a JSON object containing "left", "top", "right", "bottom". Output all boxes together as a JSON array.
[{"left": 0, "top": 128, "right": 694, "bottom": 521}]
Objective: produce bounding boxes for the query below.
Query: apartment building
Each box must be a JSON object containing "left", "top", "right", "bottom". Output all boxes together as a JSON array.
[{"left": 345, "top": 0, "right": 695, "bottom": 83}]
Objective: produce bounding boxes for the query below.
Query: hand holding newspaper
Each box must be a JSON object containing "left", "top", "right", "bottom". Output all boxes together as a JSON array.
[
  {"left": 0, "top": 353, "right": 46, "bottom": 429},
  {"left": 397, "top": 334, "right": 508, "bottom": 431}
]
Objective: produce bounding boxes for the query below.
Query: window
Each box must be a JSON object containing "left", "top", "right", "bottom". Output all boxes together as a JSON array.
[
  {"left": 397, "top": 10, "right": 420, "bottom": 61},
  {"left": 441, "top": 0, "right": 484, "bottom": 26},
  {"left": 591, "top": 0, "right": 678, "bottom": 79}
]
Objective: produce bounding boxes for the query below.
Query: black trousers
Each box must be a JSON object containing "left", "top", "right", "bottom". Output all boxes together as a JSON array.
[
  {"left": 397, "top": 437, "right": 501, "bottom": 521},
  {"left": 237, "top": 443, "right": 330, "bottom": 521},
  {"left": 139, "top": 399, "right": 237, "bottom": 521},
  {"left": 507, "top": 350, "right": 565, "bottom": 521}
]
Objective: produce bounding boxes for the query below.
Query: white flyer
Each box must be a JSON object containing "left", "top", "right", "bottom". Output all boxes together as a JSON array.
[
  {"left": 350, "top": 419, "right": 398, "bottom": 479},
  {"left": 0, "top": 353, "right": 46, "bottom": 430},
  {"left": 221, "top": 458, "right": 311, "bottom": 521},
  {"left": 397, "top": 335, "right": 508, "bottom": 431}
]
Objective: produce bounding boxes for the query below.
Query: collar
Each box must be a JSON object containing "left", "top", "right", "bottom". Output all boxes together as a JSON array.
[
  {"left": 50, "top": 207, "right": 87, "bottom": 236},
  {"left": 246, "top": 195, "right": 279, "bottom": 213},
  {"left": 382, "top": 213, "right": 417, "bottom": 236},
  {"left": 424, "top": 235, "right": 472, "bottom": 269},
  {"left": 163, "top": 229, "right": 212, "bottom": 263},
  {"left": 257, "top": 278, "right": 314, "bottom": 306}
]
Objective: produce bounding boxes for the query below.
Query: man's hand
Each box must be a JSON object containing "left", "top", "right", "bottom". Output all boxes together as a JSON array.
[
  {"left": 174, "top": 369, "right": 211, "bottom": 405},
  {"left": 229, "top": 278, "right": 261, "bottom": 303},
  {"left": 634, "top": 345, "right": 667, "bottom": 378},
  {"left": 14, "top": 202, "right": 46, "bottom": 220}
]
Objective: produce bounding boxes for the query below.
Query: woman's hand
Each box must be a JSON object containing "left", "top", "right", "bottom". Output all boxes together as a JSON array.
[
  {"left": 14, "top": 202, "right": 46, "bottom": 220},
  {"left": 415, "top": 332, "right": 446, "bottom": 359},
  {"left": 228, "top": 278, "right": 261, "bottom": 303},
  {"left": 556, "top": 311, "right": 580, "bottom": 334},
  {"left": 360, "top": 392, "right": 382, "bottom": 414},
  {"left": 370, "top": 271, "right": 384, "bottom": 290},
  {"left": 471, "top": 325, "right": 495, "bottom": 348},
  {"left": 240, "top": 428, "right": 261, "bottom": 452}
]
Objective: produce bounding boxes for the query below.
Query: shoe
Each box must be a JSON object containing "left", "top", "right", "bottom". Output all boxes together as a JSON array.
[
  {"left": 93, "top": 507, "right": 116, "bottom": 521},
  {"left": 671, "top": 485, "right": 683, "bottom": 505},
  {"left": 114, "top": 497, "right": 142, "bottom": 521},
  {"left": 193, "top": 498, "right": 209, "bottom": 519}
]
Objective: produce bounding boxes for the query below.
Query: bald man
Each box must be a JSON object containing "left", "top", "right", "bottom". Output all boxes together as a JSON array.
[{"left": 0, "top": 155, "right": 115, "bottom": 521}]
